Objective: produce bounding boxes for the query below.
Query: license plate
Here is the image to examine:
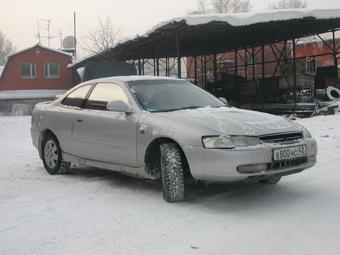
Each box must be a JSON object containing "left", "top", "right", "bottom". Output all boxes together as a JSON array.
[{"left": 273, "top": 145, "right": 307, "bottom": 162}]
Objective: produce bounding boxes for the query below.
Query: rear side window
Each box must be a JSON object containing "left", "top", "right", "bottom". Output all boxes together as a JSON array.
[
  {"left": 61, "top": 85, "right": 92, "bottom": 107},
  {"left": 86, "top": 83, "right": 129, "bottom": 110}
]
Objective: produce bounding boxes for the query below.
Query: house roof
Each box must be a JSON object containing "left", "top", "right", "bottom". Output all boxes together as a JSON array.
[
  {"left": 0, "top": 44, "right": 74, "bottom": 81},
  {"left": 6, "top": 44, "right": 73, "bottom": 59}
]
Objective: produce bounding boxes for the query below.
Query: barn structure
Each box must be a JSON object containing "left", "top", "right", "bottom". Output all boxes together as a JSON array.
[{"left": 70, "top": 9, "right": 340, "bottom": 116}]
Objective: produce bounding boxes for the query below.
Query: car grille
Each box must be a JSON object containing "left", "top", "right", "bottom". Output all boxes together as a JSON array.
[
  {"left": 259, "top": 132, "right": 303, "bottom": 143},
  {"left": 271, "top": 157, "right": 307, "bottom": 170}
]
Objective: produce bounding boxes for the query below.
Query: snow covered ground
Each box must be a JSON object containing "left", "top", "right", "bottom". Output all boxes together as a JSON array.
[{"left": 0, "top": 115, "right": 340, "bottom": 255}]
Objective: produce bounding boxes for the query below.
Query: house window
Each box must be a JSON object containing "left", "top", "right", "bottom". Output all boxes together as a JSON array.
[
  {"left": 247, "top": 55, "right": 259, "bottom": 65},
  {"left": 21, "top": 63, "right": 36, "bottom": 79},
  {"left": 44, "top": 63, "right": 60, "bottom": 78},
  {"left": 306, "top": 57, "right": 317, "bottom": 75}
]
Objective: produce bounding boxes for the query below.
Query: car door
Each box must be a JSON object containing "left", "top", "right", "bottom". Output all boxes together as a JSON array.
[
  {"left": 72, "top": 82, "right": 138, "bottom": 167},
  {"left": 57, "top": 84, "right": 93, "bottom": 155}
]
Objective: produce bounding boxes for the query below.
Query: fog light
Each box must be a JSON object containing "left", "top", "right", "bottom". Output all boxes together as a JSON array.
[{"left": 237, "top": 163, "right": 268, "bottom": 174}]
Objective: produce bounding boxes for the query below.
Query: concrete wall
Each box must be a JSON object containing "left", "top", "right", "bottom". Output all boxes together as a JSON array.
[{"left": 0, "top": 98, "right": 52, "bottom": 116}]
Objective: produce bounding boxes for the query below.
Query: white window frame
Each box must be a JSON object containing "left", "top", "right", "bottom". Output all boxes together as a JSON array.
[
  {"left": 20, "top": 63, "right": 36, "bottom": 79},
  {"left": 44, "top": 63, "right": 60, "bottom": 79},
  {"left": 306, "top": 57, "right": 317, "bottom": 75}
]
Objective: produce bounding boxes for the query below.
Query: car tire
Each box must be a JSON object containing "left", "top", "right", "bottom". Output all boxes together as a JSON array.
[
  {"left": 42, "top": 134, "right": 70, "bottom": 175},
  {"left": 260, "top": 176, "right": 281, "bottom": 184},
  {"left": 160, "top": 143, "right": 185, "bottom": 202}
]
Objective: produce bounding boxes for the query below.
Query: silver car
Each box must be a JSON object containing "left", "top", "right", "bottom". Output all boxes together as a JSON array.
[{"left": 31, "top": 76, "right": 317, "bottom": 202}]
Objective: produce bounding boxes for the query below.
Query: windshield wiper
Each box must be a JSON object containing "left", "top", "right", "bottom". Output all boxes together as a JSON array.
[{"left": 152, "top": 106, "right": 205, "bottom": 113}]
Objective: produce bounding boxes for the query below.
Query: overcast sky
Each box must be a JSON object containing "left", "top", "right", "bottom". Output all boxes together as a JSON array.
[{"left": 1, "top": 0, "right": 340, "bottom": 57}]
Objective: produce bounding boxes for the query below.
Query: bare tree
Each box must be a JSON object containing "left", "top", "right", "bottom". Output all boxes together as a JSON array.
[
  {"left": 0, "top": 31, "right": 15, "bottom": 65},
  {"left": 197, "top": 0, "right": 210, "bottom": 14},
  {"left": 212, "top": 0, "right": 251, "bottom": 13},
  {"left": 189, "top": 0, "right": 210, "bottom": 14},
  {"left": 82, "top": 17, "right": 120, "bottom": 55},
  {"left": 191, "top": 0, "right": 251, "bottom": 14},
  {"left": 269, "top": 0, "right": 307, "bottom": 10}
]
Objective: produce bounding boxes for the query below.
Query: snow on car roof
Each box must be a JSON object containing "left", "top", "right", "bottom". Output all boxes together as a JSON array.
[{"left": 88, "top": 75, "right": 183, "bottom": 84}]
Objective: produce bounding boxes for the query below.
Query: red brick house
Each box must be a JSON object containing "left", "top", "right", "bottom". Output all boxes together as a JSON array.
[
  {"left": 0, "top": 44, "right": 74, "bottom": 115},
  {"left": 0, "top": 44, "right": 73, "bottom": 91}
]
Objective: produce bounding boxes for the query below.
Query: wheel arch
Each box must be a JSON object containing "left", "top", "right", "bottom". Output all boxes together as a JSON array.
[{"left": 144, "top": 137, "right": 191, "bottom": 179}]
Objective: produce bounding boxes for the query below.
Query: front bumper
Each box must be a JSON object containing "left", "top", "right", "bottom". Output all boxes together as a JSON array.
[{"left": 183, "top": 138, "right": 317, "bottom": 182}]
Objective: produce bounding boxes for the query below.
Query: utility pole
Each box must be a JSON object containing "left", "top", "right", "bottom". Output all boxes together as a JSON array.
[{"left": 73, "top": 12, "right": 77, "bottom": 58}]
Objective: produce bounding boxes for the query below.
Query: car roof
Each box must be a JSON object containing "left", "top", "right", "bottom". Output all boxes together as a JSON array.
[{"left": 85, "top": 75, "right": 183, "bottom": 84}]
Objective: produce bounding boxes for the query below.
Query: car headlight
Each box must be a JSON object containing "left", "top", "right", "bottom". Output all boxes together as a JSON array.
[
  {"left": 202, "top": 136, "right": 262, "bottom": 149},
  {"left": 290, "top": 121, "right": 312, "bottom": 138}
]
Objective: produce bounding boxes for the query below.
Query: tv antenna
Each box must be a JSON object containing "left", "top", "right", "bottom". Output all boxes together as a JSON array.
[{"left": 36, "top": 19, "right": 56, "bottom": 47}]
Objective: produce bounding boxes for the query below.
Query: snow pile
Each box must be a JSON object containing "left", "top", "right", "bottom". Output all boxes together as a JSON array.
[
  {"left": 157, "top": 9, "right": 340, "bottom": 28},
  {"left": 129, "top": 9, "right": 340, "bottom": 44},
  {"left": 0, "top": 90, "right": 66, "bottom": 100},
  {"left": 0, "top": 65, "right": 4, "bottom": 77},
  {"left": 1, "top": 115, "right": 340, "bottom": 254}
]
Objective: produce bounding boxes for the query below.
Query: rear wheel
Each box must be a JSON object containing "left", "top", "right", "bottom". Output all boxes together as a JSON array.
[
  {"left": 42, "top": 134, "right": 70, "bottom": 175},
  {"left": 260, "top": 176, "right": 281, "bottom": 184},
  {"left": 160, "top": 143, "right": 185, "bottom": 202}
]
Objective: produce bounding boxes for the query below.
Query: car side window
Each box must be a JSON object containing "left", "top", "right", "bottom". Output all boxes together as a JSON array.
[
  {"left": 86, "top": 83, "right": 130, "bottom": 110},
  {"left": 61, "top": 85, "right": 92, "bottom": 107}
]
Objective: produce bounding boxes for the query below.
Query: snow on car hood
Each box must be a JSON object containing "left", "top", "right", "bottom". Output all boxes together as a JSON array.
[{"left": 158, "top": 107, "right": 298, "bottom": 136}]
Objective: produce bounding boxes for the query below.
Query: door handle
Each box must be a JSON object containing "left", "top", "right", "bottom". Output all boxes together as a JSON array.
[{"left": 77, "top": 119, "right": 84, "bottom": 123}]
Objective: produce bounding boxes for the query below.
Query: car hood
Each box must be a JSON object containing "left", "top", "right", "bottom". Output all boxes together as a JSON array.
[{"left": 156, "top": 107, "right": 298, "bottom": 136}]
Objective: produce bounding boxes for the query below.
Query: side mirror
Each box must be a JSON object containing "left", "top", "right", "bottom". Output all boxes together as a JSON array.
[
  {"left": 55, "top": 94, "right": 62, "bottom": 100},
  {"left": 219, "top": 97, "right": 228, "bottom": 105},
  {"left": 106, "top": 100, "right": 135, "bottom": 114}
]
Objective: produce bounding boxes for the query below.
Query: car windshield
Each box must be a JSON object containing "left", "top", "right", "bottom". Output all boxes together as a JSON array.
[{"left": 127, "top": 79, "right": 225, "bottom": 112}]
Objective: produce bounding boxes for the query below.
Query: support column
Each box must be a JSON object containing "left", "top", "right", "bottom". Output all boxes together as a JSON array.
[
  {"left": 204, "top": 55, "right": 207, "bottom": 88},
  {"left": 156, "top": 58, "right": 160, "bottom": 76},
  {"left": 252, "top": 47, "right": 255, "bottom": 80},
  {"left": 234, "top": 50, "right": 238, "bottom": 77},
  {"left": 153, "top": 58, "right": 156, "bottom": 76},
  {"left": 292, "top": 38, "right": 297, "bottom": 110},
  {"left": 332, "top": 29, "right": 339, "bottom": 78},
  {"left": 213, "top": 53, "right": 217, "bottom": 82},
  {"left": 142, "top": 59, "right": 145, "bottom": 75},
  {"left": 176, "top": 32, "right": 182, "bottom": 78},
  {"left": 165, "top": 58, "right": 169, "bottom": 76},
  {"left": 244, "top": 49, "right": 248, "bottom": 80},
  {"left": 261, "top": 43, "right": 265, "bottom": 104},
  {"left": 138, "top": 59, "right": 142, "bottom": 75},
  {"left": 194, "top": 56, "right": 198, "bottom": 85}
]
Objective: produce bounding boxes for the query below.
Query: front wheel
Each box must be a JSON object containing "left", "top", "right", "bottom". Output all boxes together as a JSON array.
[
  {"left": 42, "top": 134, "right": 70, "bottom": 175},
  {"left": 160, "top": 143, "right": 185, "bottom": 202}
]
